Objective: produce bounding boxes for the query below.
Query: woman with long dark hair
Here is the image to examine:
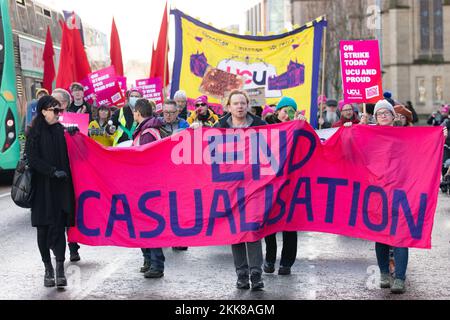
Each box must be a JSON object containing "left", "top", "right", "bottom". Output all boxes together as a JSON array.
[{"left": 25, "top": 95, "right": 75, "bottom": 288}]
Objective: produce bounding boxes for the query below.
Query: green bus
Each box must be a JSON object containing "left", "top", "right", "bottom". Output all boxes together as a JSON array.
[{"left": 0, "top": 0, "right": 20, "bottom": 173}]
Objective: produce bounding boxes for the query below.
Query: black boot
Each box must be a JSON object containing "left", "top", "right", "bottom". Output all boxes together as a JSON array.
[
  {"left": 250, "top": 272, "right": 264, "bottom": 291},
  {"left": 56, "top": 261, "right": 67, "bottom": 288},
  {"left": 44, "top": 262, "right": 55, "bottom": 287}
]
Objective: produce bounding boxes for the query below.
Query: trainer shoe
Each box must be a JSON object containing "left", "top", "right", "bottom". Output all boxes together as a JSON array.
[
  {"left": 236, "top": 274, "right": 250, "bottom": 290},
  {"left": 390, "top": 279, "right": 406, "bottom": 294},
  {"left": 380, "top": 273, "right": 391, "bottom": 289},
  {"left": 250, "top": 273, "right": 264, "bottom": 291},
  {"left": 140, "top": 260, "right": 151, "bottom": 273},
  {"left": 144, "top": 268, "right": 164, "bottom": 278}
]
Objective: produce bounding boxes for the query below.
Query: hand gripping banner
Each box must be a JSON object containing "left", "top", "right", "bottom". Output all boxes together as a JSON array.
[
  {"left": 66, "top": 122, "right": 443, "bottom": 249},
  {"left": 170, "top": 10, "right": 326, "bottom": 128}
]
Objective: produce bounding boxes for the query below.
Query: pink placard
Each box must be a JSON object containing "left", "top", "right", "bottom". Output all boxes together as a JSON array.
[
  {"left": 81, "top": 66, "right": 126, "bottom": 108},
  {"left": 135, "top": 77, "right": 163, "bottom": 112},
  {"left": 59, "top": 113, "right": 89, "bottom": 136},
  {"left": 340, "top": 40, "right": 383, "bottom": 104}
]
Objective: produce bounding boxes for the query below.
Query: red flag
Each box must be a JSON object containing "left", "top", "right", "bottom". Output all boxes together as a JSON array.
[
  {"left": 150, "top": 1, "right": 169, "bottom": 87},
  {"left": 42, "top": 26, "right": 55, "bottom": 93},
  {"left": 55, "top": 22, "right": 74, "bottom": 89},
  {"left": 110, "top": 17, "right": 124, "bottom": 76},
  {"left": 56, "top": 18, "right": 91, "bottom": 89},
  {"left": 72, "top": 22, "right": 91, "bottom": 81}
]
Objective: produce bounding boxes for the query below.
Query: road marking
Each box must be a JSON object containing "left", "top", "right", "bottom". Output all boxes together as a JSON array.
[
  {"left": 68, "top": 253, "right": 133, "bottom": 300},
  {"left": 0, "top": 192, "right": 11, "bottom": 199}
]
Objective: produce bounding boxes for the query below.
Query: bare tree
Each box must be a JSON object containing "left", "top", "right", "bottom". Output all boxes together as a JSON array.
[{"left": 302, "top": 0, "right": 376, "bottom": 99}]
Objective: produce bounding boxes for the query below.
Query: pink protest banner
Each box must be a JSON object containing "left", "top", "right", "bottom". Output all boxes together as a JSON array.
[
  {"left": 81, "top": 66, "right": 126, "bottom": 108},
  {"left": 340, "top": 40, "right": 383, "bottom": 104},
  {"left": 135, "top": 77, "right": 163, "bottom": 112},
  {"left": 59, "top": 113, "right": 89, "bottom": 135},
  {"left": 66, "top": 121, "right": 442, "bottom": 249}
]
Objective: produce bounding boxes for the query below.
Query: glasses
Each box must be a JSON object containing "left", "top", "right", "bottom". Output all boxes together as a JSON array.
[
  {"left": 376, "top": 111, "right": 393, "bottom": 118},
  {"left": 195, "top": 103, "right": 207, "bottom": 107},
  {"left": 163, "top": 111, "right": 177, "bottom": 115},
  {"left": 48, "top": 108, "right": 63, "bottom": 115},
  {"left": 342, "top": 108, "right": 353, "bottom": 112}
]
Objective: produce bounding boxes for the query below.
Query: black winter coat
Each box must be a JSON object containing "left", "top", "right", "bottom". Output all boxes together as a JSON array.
[{"left": 25, "top": 121, "right": 75, "bottom": 228}]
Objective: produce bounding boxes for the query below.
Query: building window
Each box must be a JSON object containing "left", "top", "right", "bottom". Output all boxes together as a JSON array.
[
  {"left": 419, "top": 0, "right": 430, "bottom": 54},
  {"left": 16, "top": 0, "right": 26, "bottom": 6},
  {"left": 43, "top": 9, "right": 52, "bottom": 18},
  {"left": 433, "top": 0, "right": 443, "bottom": 56},
  {"left": 419, "top": 0, "right": 443, "bottom": 60}
]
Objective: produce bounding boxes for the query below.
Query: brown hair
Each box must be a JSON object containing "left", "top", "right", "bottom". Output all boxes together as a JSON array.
[{"left": 225, "top": 90, "right": 250, "bottom": 107}]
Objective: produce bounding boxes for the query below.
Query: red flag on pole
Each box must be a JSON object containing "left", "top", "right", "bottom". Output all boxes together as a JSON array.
[
  {"left": 110, "top": 17, "right": 124, "bottom": 76},
  {"left": 150, "top": 1, "right": 169, "bottom": 87},
  {"left": 42, "top": 26, "right": 55, "bottom": 93},
  {"left": 55, "top": 21, "right": 74, "bottom": 89},
  {"left": 55, "top": 16, "right": 91, "bottom": 90}
]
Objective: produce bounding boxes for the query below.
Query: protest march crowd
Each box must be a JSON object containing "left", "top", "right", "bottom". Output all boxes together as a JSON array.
[{"left": 22, "top": 81, "right": 448, "bottom": 295}]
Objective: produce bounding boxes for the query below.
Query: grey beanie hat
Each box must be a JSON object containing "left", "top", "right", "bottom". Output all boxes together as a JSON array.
[{"left": 374, "top": 99, "right": 395, "bottom": 116}]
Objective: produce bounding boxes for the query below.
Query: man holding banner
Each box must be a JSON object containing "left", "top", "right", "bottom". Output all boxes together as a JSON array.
[{"left": 214, "top": 90, "right": 266, "bottom": 290}]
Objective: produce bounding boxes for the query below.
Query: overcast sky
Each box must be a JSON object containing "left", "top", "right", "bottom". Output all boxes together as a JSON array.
[{"left": 38, "top": 0, "right": 260, "bottom": 64}]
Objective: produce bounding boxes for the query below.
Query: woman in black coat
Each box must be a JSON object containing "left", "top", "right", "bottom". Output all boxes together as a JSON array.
[{"left": 25, "top": 95, "right": 75, "bottom": 288}]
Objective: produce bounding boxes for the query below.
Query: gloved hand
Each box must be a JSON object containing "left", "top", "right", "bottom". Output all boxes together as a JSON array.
[
  {"left": 53, "top": 170, "right": 68, "bottom": 179},
  {"left": 67, "top": 126, "right": 80, "bottom": 136}
]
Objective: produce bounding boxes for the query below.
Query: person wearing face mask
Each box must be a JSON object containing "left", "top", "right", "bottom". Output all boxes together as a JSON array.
[
  {"left": 111, "top": 88, "right": 142, "bottom": 146},
  {"left": 25, "top": 96, "right": 76, "bottom": 288}
]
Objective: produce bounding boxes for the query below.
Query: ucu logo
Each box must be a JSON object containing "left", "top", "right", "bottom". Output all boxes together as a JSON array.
[
  {"left": 225, "top": 67, "right": 267, "bottom": 86},
  {"left": 347, "top": 89, "right": 361, "bottom": 95}
]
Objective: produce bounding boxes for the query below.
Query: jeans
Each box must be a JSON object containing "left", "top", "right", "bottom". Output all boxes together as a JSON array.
[
  {"left": 141, "top": 248, "right": 165, "bottom": 271},
  {"left": 37, "top": 226, "right": 66, "bottom": 263},
  {"left": 264, "top": 232, "right": 297, "bottom": 267},
  {"left": 375, "top": 242, "right": 408, "bottom": 280},
  {"left": 231, "top": 240, "right": 263, "bottom": 276}
]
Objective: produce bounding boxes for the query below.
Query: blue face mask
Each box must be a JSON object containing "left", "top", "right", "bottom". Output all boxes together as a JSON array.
[{"left": 129, "top": 97, "right": 139, "bottom": 108}]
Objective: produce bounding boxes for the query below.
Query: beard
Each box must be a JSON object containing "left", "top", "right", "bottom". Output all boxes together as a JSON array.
[{"left": 326, "top": 111, "right": 339, "bottom": 123}]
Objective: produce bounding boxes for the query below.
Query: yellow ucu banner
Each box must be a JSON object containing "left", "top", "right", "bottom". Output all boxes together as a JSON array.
[{"left": 170, "top": 9, "right": 326, "bottom": 128}]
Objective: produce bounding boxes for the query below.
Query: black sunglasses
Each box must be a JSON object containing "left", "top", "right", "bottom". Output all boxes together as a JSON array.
[
  {"left": 47, "top": 107, "right": 63, "bottom": 115},
  {"left": 195, "top": 103, "right": 207, "bottom": 107}
]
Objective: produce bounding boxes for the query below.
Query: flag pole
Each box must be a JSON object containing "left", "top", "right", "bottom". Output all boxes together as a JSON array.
[
  {"left": 319, "top": 15, "right": 327, "bottom": 130},
  {"left": 163, "top": 1, "right": 170, "bottom": 99}
]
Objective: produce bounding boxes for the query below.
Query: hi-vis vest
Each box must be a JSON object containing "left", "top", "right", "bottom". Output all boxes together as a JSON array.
[
  {"left": 113, "top": 108, "right": 136, "bottom": 146},
  {"left": 132, "top": 127, "right": 161, "bottom": 146}
]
